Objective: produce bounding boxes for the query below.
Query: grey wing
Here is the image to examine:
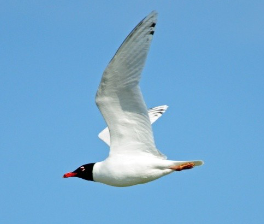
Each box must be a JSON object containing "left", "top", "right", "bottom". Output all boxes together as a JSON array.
[{"left": 96, "top": 11, "right": 166, "bottom": 158}]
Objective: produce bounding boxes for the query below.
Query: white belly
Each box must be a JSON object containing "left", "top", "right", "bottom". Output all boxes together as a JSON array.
[{"left": 93, "top": 156, "right": 174, "bottom": 187}]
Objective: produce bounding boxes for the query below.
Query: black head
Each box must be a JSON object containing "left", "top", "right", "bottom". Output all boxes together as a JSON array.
[{"left": 63, "top": 163, "right": 95, "bottom": 181}]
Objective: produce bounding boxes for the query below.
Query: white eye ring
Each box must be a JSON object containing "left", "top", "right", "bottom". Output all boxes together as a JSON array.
[{"left": 80, "top": 166, "right": 85, "bottom": 171}]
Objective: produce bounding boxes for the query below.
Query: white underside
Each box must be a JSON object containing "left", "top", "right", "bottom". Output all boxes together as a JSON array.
[{"left": 93, "top": 155, "right": 203, "bottom": 187}]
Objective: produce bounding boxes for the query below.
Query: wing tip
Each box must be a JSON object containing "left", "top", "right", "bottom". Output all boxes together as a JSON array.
[
  {"left": 148, "top": 10, "right": 158, "bottom": 17},
  {"left": 149, "top": 105, "right": 169, "bottom": 112},
  {"left": 143, "top": 11, "right": 158, "bottom": 23},
  {"left": 162, "top": 105, "right": 169, "bottom": 110}
]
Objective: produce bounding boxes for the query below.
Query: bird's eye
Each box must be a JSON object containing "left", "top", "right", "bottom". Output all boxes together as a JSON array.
[{"left": 80, "top": 166, "right": 85, "bottom": 171}]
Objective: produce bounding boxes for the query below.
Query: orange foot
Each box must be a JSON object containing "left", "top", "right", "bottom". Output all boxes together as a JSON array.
[{"left": 170, "top": 162, "right": 195, "bottom": 171}]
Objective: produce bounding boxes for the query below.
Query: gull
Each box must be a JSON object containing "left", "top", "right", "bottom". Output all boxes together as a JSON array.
[{"left": 63, "top": 11, "right": 204, "bottom": 187}]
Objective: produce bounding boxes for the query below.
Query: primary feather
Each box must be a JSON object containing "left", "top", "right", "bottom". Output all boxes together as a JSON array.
[{"left": 96, "top": 11, "right": 165, "bottom": 158}]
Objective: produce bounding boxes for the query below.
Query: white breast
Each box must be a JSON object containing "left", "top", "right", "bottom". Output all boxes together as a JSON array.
[{"left": 93, "top": 156, "right": 174, "bottom": 187}]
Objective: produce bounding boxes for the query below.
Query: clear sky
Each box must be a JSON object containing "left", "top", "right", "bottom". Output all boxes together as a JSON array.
[{"left": 1, "top": 1, "right": 264, "bottom": 223}]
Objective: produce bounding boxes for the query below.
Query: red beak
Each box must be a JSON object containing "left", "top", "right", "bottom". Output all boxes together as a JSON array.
[{"left": 63, "top": 172, "right": 77, "bottom": 178}]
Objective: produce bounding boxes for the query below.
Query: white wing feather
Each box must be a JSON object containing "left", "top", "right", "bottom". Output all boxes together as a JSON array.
[
  {"left": 148, "top": 105, "right": 169, "bottom": 124},
  {"left": 96, "top": 11, "right": 165, "bottom": 158},
  {"left": 98, "top": 105, "right": 168, "bottom": 146}
]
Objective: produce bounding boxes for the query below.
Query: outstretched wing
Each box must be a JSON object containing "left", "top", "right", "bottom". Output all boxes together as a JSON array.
[
  {"left": 98, "top": 105, "right": 169, "bottom": 146},
  {"left": 96, "top": 11, "right": 165, "bottom": 158}
]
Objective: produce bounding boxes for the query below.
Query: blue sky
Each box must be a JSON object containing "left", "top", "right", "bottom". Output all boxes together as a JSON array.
[{"left": 1, "top": 1, "right": 264, "bottom": 223}]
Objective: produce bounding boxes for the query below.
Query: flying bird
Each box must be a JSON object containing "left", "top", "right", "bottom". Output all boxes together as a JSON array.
[{"left": 63, "top": 11, "right": 204, "bottom": 187}]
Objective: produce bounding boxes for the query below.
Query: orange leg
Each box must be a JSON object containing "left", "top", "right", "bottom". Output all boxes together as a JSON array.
[{"left": 170, "top": 162, "right": 195, "bottom": 171}]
